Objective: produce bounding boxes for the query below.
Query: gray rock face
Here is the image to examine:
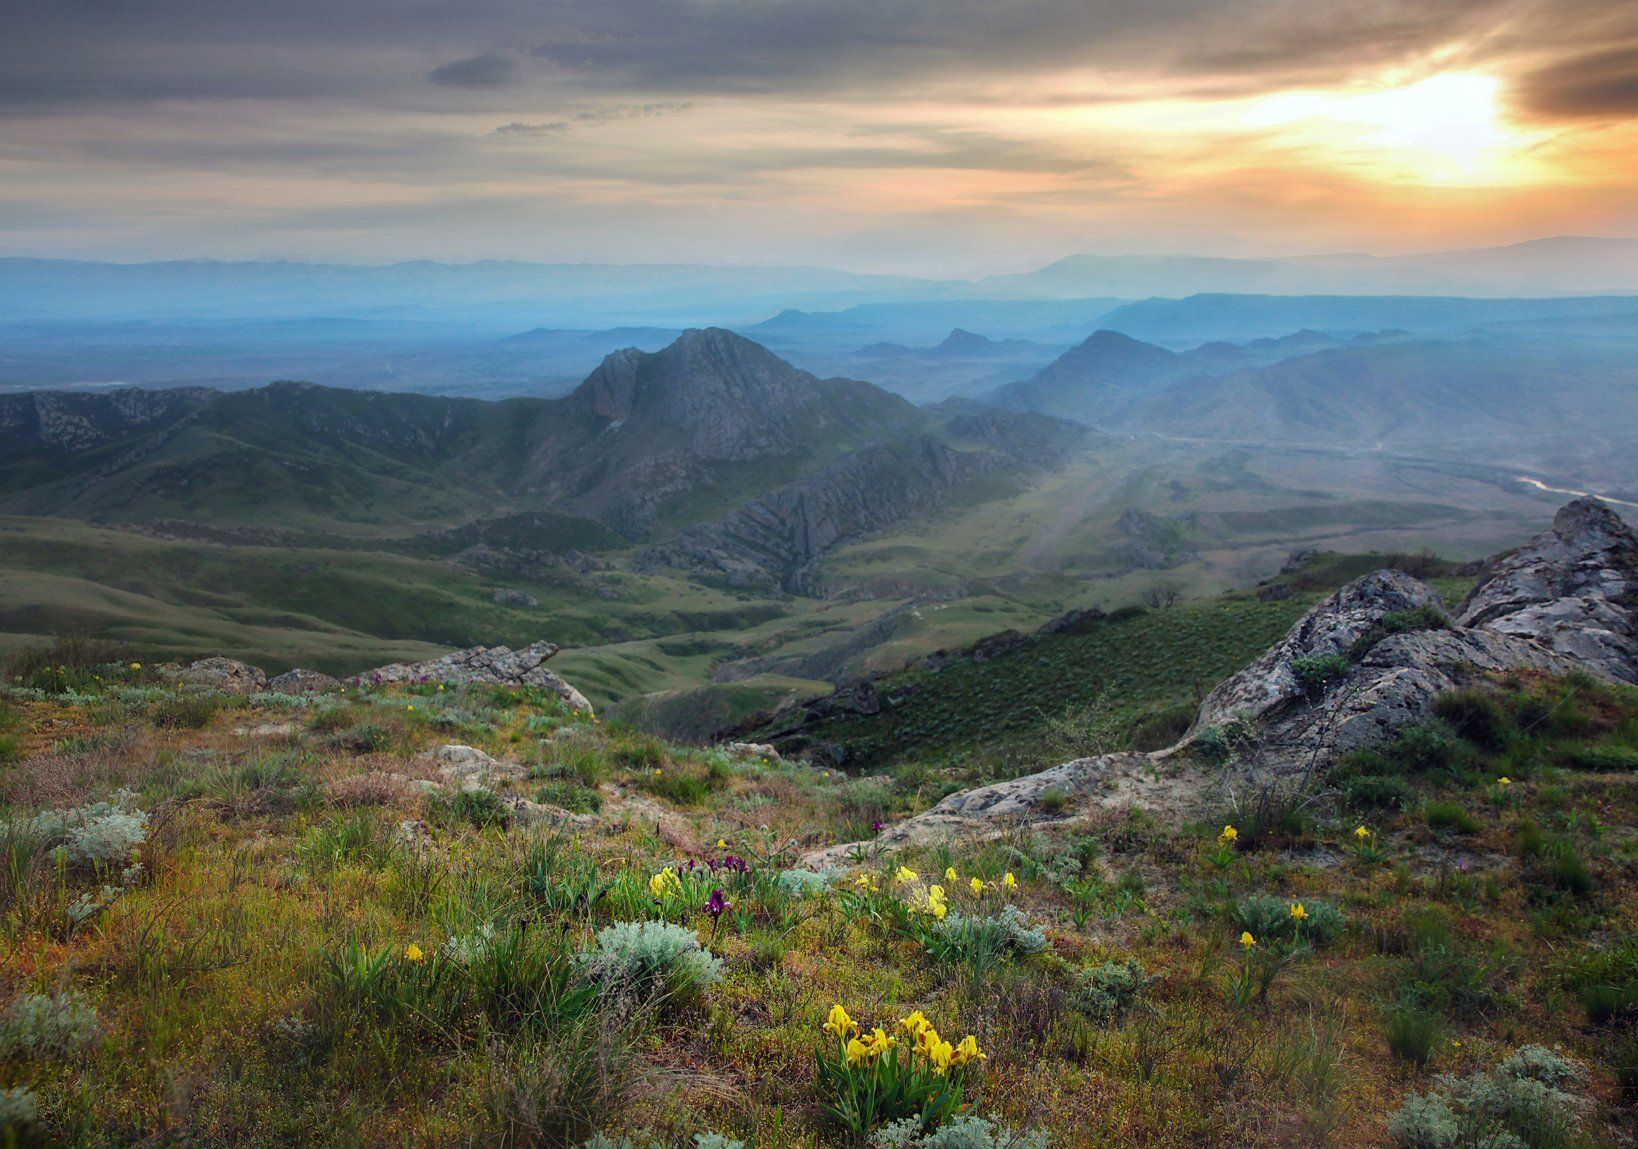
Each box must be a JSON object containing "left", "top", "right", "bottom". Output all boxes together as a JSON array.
[
  {"left": 1194, "top": 569, "right": 1445, "bottom": 732},
  {"left": 1457, "top": 498, "right": 1637, "bottom": 684},
  {"left": 354, "top": 641, "right": 593, "bottom": 713},
  {"left": 268, "top": 668, "right": 341, "bottom": 694},
  {"left": 180, "top": 657, "right": 267, "bottom": 695}
]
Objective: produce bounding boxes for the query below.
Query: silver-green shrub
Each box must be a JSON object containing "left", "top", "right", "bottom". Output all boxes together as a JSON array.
[
  {"left": 1387, "top": 1045, "right": 1585, "bottom": 1149},
  {"left": 872, "top": 1114, "right": 1048, "bottom": 1149},
  {"left": 0, "top": 990, "right": 100, "bottom": 1058},
  {"left": 580, "top": 921, "right": 724, "bottom": 1004}
]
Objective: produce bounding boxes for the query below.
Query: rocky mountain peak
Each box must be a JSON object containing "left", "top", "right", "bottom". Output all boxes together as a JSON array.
[{"left": 564, "top": 327, "right": 839, "bottom": 460}]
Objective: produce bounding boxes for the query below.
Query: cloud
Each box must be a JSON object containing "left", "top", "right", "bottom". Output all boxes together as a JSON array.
[
  {"left": 1514, "top": 42, "right": 1638, "bottom": 118},
  {"left": 494, "top": 120, "right": 570, "bottom": 136},
  {"left": 427, "top": 52, "right": 518, "bottom": 89}
]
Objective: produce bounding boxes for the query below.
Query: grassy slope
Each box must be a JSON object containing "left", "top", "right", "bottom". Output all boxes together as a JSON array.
[
  {"left": 0, "top": 668, "right": 1632, "bottom": 1146},
  {"left": 748, "top": 555, "right": 1479, "bottom": 776}
]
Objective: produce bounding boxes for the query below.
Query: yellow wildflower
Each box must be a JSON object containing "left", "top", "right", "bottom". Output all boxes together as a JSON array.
[
  {"left": 129, "top": 662, "right": 142, "bottom": 671},
  {"left": 845, "top": 1037, "right": 870, "bottom": 1065},
  {"left": 404, "top": 943, "right": 425, "bottom": 964},
  {"left": 951, "top": 1034, "right": 986, "bottom": 1067},
  {"left": 824, "top": 1003, "right": 858, "bottom": 1040},
  {"left": 945, "top": 867, "right": 958, "bottom": 883},
  {"left": 860, "top": 1027, "right": 896, "bottom": 1059},
  {"left": 854, "top": 873, "right": 879, "bottom": 892},
  {"left": 717, "top": 839, "right": 728, "bottom": 850},
  {"left": 900, "top": 1010, "right": 933, "bottom": 1038},
  {"left": 1354, "top": 825, "right": 1371, "bottom": 841},
  {"left": 1218, "top": 825, "right": 1238, "bottom": 846},
  {"left": 1002, "top": 872, "right": 1017, "bottom": 891},
  {"left": 1289, "top": 902, "right": 1308, "bottom": 922},
  {"left": 1239, "top": 931, "right": 1256, "bottom": 950},
  {"left": 649, "top": 867, "right": 683, "bottom": 899},
  {"left": 1498, "top": 776, "right": 1512, "bottom": 788},
  {"left": 927, "top": 1038, "right": 955, "bottom": 1075},
  {"left": 970, "top": 876, "right": 985, "bottom": 896},
  {"left": 895, "top": 866, "right": 918, "bottom": 883}
]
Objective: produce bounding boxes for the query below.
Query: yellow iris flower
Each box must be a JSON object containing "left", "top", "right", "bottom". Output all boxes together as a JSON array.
[
  {"left": 945, "top": 867, "right": 958, "bottom": 882},
  {"left": 1289, "top": 902, "right": 1308, "bottom": 922},
  {"left": 1239, "top": 931, "right": 1256, "bottom": 950},
  {"left": 1002, "top": 872, "right": 1017, "bottom": 891},
  {"left": 1218, "top": 825, "right": 1238, "bottom": 846},
  {"left": 895, "top": 866, "right": 918, "bottom": 883},
  {"left": 1354, "top": 825, "right": 1371, "bottom": 840},
  {"left": 951, "top": 1034, "right": 985, "bottom": 1067},
  {"left": 970, "top": 877, "right": 985, "bottom": 895},
  {"left": 649, "top": 867, "right": 683, "bottom": 898},
  {"left": 824, "top": 1003, "right": 858, "bottom": 1040},
  {"left": 404, "top": 943, "right": 425, "bottom": 964}
]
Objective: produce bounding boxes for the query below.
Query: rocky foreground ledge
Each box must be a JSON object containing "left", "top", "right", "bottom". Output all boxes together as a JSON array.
[
  {"left": 802, "top": 498, "right": 1637, "bottom": 867},
  {"left": 165, "top": 639, "right": 593, "bottom": 714}
]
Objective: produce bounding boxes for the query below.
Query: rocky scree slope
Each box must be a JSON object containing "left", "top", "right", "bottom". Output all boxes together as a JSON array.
[{"left": 802, "top": 498, "right": 1637, "bottom": 867}]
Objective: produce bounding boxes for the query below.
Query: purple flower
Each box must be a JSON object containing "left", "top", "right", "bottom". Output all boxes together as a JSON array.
[
  {"left": 722, "top": 855, "right": 748, "bottom": 874},
  {"left": 871, "top": 820, "right": 884, "bottom": 833},
  {"left": 706, "top": 889, "right": 728, "bottom": 917}
]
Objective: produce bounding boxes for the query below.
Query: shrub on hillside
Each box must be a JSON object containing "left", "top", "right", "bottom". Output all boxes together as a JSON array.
[
  {"left": 1291, "top": 654, "right": 1351, "bottom": 700},
  {"left": 0, "top": 990, "right": 100, "bottom": 1059},
  {"left": 10, "top": 791, "right": 148, "bottom": 870},
  {"left": 580, "top": 921, "right": 723, "bottom": 1007},
  {"left": 1386, "top": 1045, "right": 1585, "bottom": 1149}
]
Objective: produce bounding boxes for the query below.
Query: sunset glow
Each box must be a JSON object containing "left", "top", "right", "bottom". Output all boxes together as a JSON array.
[{"left": 0, "top": 2, "right": 1634, "bottom": 270}]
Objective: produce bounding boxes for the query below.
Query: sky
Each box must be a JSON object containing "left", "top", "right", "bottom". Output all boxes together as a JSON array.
[{"left": 2, "top": 0, "right": 1636, "bottom": 276}]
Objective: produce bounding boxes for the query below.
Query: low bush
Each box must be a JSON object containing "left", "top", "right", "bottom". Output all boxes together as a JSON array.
[
  {"left": 0, "top": 990, "right": 100, "bottom": 1059},
  {"left": 1434, "top": 690, "right": 1514, "bottom": 752},
  {"left": 9, "top": 792, "right": 148, "bottom": 871},
  {"left": 872, "top": 1114, "right": 1046, "bottom": 1149},
  {"left": 1386, "top": 1045, "right": 1585, "bottom": 1149},
  {"left": 1350, "top": 606, "right": 1450, "bottom": 660},
  {"left": 920, "top": 906, "right": 1048, "bottom": 971},
  {"left": 1290, "top": 654, "right": 1350, "bottom": 700},
  {"left": 1075, "top": 958, "right": 1152, "bottom": 1024},
  {"left": 579, "top": 921, "right": 723, "bottom": 1008},
  {"left": 149, "top": 691, "right": 224, "bottom": 729},
  {"left": 1389, "top": 721, "right": 1463, "bottom": 774},
  {"left": 1234, "top": 894, "right": 1346, "bottom": 947}
]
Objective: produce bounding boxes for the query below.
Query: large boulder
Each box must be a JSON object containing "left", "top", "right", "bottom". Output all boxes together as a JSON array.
[
  {"left": 1457, "top": 498, "right": 1638, "bottom": 684},
  {"left": 353, "top": 640, "right": 593, "bottom": 713},
  {"left": 179, "top": 657, "right": 267, "bottom": 695},
  {"left": 268, "top": 668, "right": 341, "bottom": 694}
]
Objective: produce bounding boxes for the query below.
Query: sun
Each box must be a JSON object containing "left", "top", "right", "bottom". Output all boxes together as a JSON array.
[{"left": 1239, "top": 72, "right": 1544, "bottom": 186}]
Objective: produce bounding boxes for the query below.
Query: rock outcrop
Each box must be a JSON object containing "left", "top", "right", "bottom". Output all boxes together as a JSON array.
[
  {"left": 803, "top": 500, "right": 1634, "bottom": 866},
  {"left": 354, "top": 641, "right": 593, "bottom": 713},
  {"left": 1456, "top": 498, "right": 1638, "bottom": 684},
  {"left": 268, "top": 668, "right": 341, "bottom": 694},
  {"left": 178, "top": 657, "right": 267, "bottom": 695}
]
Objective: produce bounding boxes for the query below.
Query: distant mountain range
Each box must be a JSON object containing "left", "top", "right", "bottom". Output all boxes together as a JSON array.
[
  {"left": 3, "top": 236, "right": 1635, "bottom": 332},
  {"left": 992, "top": 325, "right": 1638, "bottom": 489},
  {"left": 979, "top": 237, "right": 1638, "bottom": 300},
  {"left": 0, "top": 329, "right": 1083, "bottom": 590}
]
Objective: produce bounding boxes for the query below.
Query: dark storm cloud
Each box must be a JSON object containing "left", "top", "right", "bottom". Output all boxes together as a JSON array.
[
  {"left": 0, "top": 0, "right": 1567, "bottom": 110},
  {"left": 427, "top": 52, "right": 518, "bottom": 88},
  {"left": 1515, "top": 42, "right": 1638, "bottom": 118}
]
